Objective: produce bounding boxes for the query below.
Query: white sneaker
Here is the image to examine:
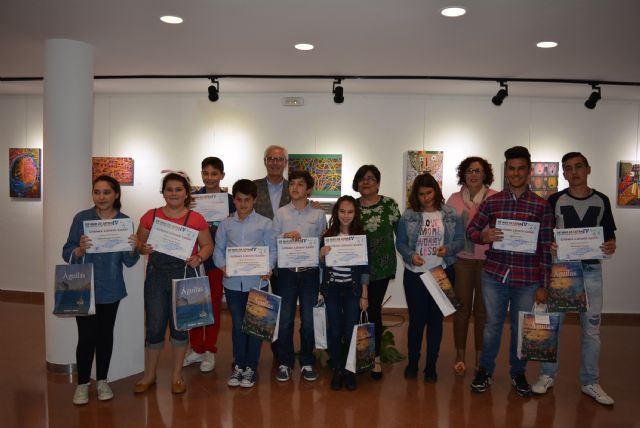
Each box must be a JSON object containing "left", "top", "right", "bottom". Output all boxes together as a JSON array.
[
  {"left": 72, "top": 383, "right": 90, "bottom": 405},
  {"left": 581, "top": 384, "right": 614, "bottom": 405},
  {"left": 240, "top": 367, "right": 256, "bottom": 388},
  {"left": 227, "top": 365, "right": 244, "bottom": 387},
  {"left": 200, "top": 351, "right": 215, "bottom": 372},
  {"left": 532, "top": 374, "right": 554, "bottom": 395},
  {"left": 96, "top": 380, "right": 114, "bottom": 401},
  {"left": 183, "top": 350, "right": 204, "bottom": 367}
]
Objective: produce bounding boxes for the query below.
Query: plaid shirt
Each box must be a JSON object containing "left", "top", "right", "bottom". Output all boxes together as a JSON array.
[{"left": 467, "top": 187, "right": 553, "bottom": 287}]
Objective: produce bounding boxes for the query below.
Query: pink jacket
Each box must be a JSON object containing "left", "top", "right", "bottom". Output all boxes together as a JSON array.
[{"left": 446, "top": 187, "right": 497, "bottom": 260}]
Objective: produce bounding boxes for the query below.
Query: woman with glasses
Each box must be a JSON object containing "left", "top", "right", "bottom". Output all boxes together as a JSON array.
[
  {"left": 352, "top": 165, "right": 401, "bottom": 380},
  {"left": 446, "top": 157, "right": 497, "bottom": 376}
]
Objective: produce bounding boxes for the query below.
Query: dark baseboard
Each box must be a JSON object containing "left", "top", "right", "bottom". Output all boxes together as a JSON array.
[{"left": 0, "top": 289, "right": 44, "bottom": 305}]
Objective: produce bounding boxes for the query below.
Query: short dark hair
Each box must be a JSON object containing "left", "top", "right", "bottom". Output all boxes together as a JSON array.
[
  {"left": 162, "top": 172, "right": 192, "bottom": 207},
  {"left": 93, "top": 175, "right": 122, "bottom": 210},
  {"left": 324, "top": 195, "right": 365, "bottom": 237},
  {"left": 504, "top": 146, "right": 531, "bottom": 167},
  {"left": 289, "top": 170, "right": 314, "bottom": 189},
  {"left": 456, "top": 156, "right": 494, "bottom": 186},
  {"left": 232, "top": 179, "right": 258, "bottom": 198},
  {"left": 561, "top": 151, "right": 590, "bottom": 167},
  {"left": 201, "top": 156, "right": 225, "bottom": 172},
  {"left": 352, "top": 164, "right": 381, "bottom": 192},
  {"left": 408, "top": 173, "right": 444, "bottom": 212}
]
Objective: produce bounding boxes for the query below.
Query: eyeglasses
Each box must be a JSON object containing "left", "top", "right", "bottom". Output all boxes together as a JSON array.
[
  {"left": 466, "top": 168, "right": 483, "bottom": 175},
  {"left": 265, "top": 156, "right": 286, "bottom": 163},
  {"left": 359, "top": 176, "right": 378, "bottom": 183}
]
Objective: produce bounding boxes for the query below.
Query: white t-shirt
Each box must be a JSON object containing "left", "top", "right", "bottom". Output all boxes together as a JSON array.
[{"left": 408, "top": 211, "right": 445, "bottom": 273}]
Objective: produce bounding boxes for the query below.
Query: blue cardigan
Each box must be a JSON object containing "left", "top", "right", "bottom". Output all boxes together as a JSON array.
[{"left": 62, "top": 208, "right": 140, "bottom": 304}]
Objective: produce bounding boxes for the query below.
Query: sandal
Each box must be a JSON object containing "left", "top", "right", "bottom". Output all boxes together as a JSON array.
[{"left": 453, "top": 361, "right": 466, "bottom": 377}]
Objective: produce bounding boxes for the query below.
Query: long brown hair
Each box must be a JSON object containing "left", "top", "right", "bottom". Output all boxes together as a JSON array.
[
  {"left": 408, "top": 173, "right": 444, "bottom": 212},
  {"left": 324, "top": 195, "right": 365, "bottom": 237}
]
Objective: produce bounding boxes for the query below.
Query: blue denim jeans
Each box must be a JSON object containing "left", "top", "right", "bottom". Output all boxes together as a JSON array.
[
  {"left": 276, "top": 267, "right": 320, "bottom": 368},
  {"left": 225, "top": 286, "right": 266, "bottom": 370},
  {"left": 540, "top": 263, "right": 603, "bottom": 385},
  {"left": 324, "top": 284, "right": 361, "bottom": 370},
  {"left": 479, "top": 271, "right": 537, "bottom": 375}
]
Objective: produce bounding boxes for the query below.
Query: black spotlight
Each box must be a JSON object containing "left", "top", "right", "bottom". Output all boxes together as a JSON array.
[
  {"left": 208, "top": 79, "right": 219, "bottom": 102},
  {"left": 491, "top": 81, "right": 508, "bottom": 106},
  {"left": 333, "top": 79, "right": 344, "bottom": 104},
  {"left": 584, "top": 84, "right": 601, "bottom": 110}
]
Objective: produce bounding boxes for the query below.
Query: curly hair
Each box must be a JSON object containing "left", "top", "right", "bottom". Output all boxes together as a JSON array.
[
  {"left": 408, "top": 173, "right": 444, "bottom": 212},
  {"left": 456, "top": 156, "right": 494, "bottom": 186}
]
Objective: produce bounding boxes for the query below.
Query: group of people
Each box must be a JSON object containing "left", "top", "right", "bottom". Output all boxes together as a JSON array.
[{"left": 62, "top": 144, "right": 617, "bottom": 408}]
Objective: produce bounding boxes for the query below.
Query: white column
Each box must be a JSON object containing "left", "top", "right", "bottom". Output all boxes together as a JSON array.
[{"left": 43, "top": 39, "right": 94, "bottom": 372}]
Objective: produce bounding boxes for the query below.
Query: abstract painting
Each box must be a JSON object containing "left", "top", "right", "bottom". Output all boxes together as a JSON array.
[
  {"left": 9, "top": 148, "right": 41, "bottom": 198},
  {"left": 92, "top": 157, "right": 134, "bottom": 185},
  {"left": 617, "top": 161, "right": 640, "bottom": 207},
  {"left": 288, "top": 154, "right": 342, "bottom": 197},
  {"left": 405, "top": 151, "right": 444, "bottom": 206}
]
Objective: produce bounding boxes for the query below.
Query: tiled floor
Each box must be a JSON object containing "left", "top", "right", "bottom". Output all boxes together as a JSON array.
[{"left": 1, "top": 300, "right": 637, "bottom": 427}]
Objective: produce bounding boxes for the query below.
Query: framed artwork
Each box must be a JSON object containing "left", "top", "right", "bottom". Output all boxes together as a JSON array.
[
  {"left": 502, "top": 161, "right": 558, "bottom": 199},
  {"left": 288, "top": 154, "right": 342, "bottom": 197},
  {"left": 405, "top": 151, "right": 444, "bottom": 206},
  {"left": 617, "top": 161, "right": 640, "bottom": 207},
  {"left": 92, "top": 157, "right": 134, "bottom": 186},
  {"left": 9, "top": 148, "right": 41, "bottom": 198}
]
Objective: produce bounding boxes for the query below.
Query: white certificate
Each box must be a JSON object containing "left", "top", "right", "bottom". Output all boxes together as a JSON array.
[
  {"left": 147, "top": 217, "right": 198, "bottom": 261},
  {"left": 555, "top": 227, "right": 605, "bottom": 260},
  {"left": 324, "top": 235, "right": 368, "bottom": 267},
  {"left": 83, "top": 218, "right": 134, "bottom": 253},
  {"left": 492, "top": 219, "right": 540, "bottom": 254},
  {"left": 226, "top": 246, "right": 270, "bottom": 276},
  {"left": 192, "top": 193, "right": 229, "bottom": 222},
  {"left": 277, "top": 237, "right": 319, "bottom": 268}
]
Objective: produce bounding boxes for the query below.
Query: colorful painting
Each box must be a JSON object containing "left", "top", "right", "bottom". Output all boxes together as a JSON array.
[
  {"left": 9, "top": 148, "right": 41, "bottom": 198},
  {"left": 288, "top": 154, "right": 341, "bottom": 197},
  {"left": 405, "top": 151, "right": 444, "bottom": 206},
  {"left": 503, "top": 161, "right": 558, "bottom": 199},
  {"left": 617, "top": 161, "right": 640, "bottom": 207},
  {"left": 92, "top": 157, "right": 134, "bottom": 186}
]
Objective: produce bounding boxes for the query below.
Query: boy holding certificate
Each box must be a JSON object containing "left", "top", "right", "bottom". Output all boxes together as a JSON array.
[
  {"left": 213, "top": 179, "right": 276, "bottom": 388},
  {"left": 273, "top": 170, "right": 327, "bottom": 382},
  {"left": 183, "top": 157, "right": 236, "bottom": 373},
  {"left": 467, "top": 146, "right": 554, "bottom": 398},
  {"left": 531, "top": 152, "right": 617, "bottom": 405}
]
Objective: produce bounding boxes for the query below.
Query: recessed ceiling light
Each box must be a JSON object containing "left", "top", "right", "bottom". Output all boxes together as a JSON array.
[
  {"left": 536, "top": 41, "right": 558, "bottom": 48},
  {"left": 160, "top": 15, "right": 183, "bottom": 24},
  {"left": 294, "top": 43, "right": 314, "bottom": 51},
  {"left": 440, "top": 7, "right": 466, "bottom": 17}
]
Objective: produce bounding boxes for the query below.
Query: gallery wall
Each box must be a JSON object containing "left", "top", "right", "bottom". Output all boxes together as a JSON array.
[{"left": 1, "top": 92, "right": 639, "bottom": 312}]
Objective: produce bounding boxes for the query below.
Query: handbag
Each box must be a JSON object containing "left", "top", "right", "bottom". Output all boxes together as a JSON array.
[
  {"left": 172, "top": 266, "right": 214, "bottom": 331},
  {"left": 345, "top": 311, "right": 375, "bottom": 373},
  {"left": 517, "top": 304, "right": 561, "bottom": 362},
  {"left": 53, "top": 255, "right": 95, "bottom": 316},
  {"left": 313, "top": 299, "right": 328, "bottom": 350},
  {"left": 241, "top": 281, "right": 282, "bottom": 343}
]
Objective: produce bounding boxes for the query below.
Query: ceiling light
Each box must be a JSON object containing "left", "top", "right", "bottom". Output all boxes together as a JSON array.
[
  {"left": 584, "top": 84, "right": 601, "bottom": 110},
  {"left": 536, "top": 41, "right": 558, "bottom": 48},
  {"left": 333, "top": 79, "right": 344, "bottom": 104},
  {"left": 440, "top": 7, "right": 466, "bottom": 17},
  {"left": 491, "top": 81, "right": 508, "bottom": 106},
  {"left": 160, "top": 15, "right": 183, "bottom": 24},
  {"left": 208, "top": 79, "right": 219, "bottom": 102},
  {"left": 294, "top": 43, "right": 314, "bottom": 51}
]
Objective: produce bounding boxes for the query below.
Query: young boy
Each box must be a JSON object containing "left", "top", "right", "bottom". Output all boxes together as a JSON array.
[
  {"left": 213, "top": 179, "right": 276, "bottom": 388},
  {"left": 273, "top": 170, "right": 327, "bottom": 382},
  {"left": 183, "top": 157, "right": 236, "bottom": 372}
]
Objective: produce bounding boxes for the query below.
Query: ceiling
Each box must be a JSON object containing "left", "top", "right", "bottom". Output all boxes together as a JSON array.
[{"left": 2, "top": 0, "right": 640, "bottom": 100}]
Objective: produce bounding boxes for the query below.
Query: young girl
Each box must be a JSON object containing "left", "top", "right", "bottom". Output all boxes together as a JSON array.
[
  {"left": 62, "top": 176, "right": 140, "bottom": 405},
  {"left": 396, "top": 173, "right": 463, "bottom": 383},
  {"left": 320, "top": 195, "right": 370, "bottom": 391}
]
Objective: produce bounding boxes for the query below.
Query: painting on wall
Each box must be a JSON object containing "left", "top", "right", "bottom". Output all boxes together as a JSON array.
[
  {"left": 405, "top": 151, "right": 444, "bottom": 205},
  {"left": 288, "top": 154, "right": 342, "bottom": 197},
  {"left": 9, "top": 148, "right": 42, "bottom": 198},
  {"left": 617, "top": 161, "right": 640, "bottom": 207},
  {"left": 502, "top": 161, "right": 558, "bottom": 199},
  {"left": 92, "top": 157, "right": 134, "bottom": 185}
]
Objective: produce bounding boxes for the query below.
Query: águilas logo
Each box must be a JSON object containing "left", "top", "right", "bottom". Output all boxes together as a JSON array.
[{"left": 62, "top": 272, "right": 86, "bottom": 280}]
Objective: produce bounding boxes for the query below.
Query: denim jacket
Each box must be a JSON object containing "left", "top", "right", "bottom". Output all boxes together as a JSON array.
[
  {"left": 62, "top": 208, "right": 140, "bottom": 304},
  {"left": 395, "top": 204, "right": 464, "bottom": 269}
]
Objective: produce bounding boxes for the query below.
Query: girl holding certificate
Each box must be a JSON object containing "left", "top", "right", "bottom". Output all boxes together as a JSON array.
[
  {"left": 62, "top": 175, "right": 140, "bottom": 405},
  {"left": 135, "top": 172, "right": 213, "bottom": 395},
  {"left": 320, "top": 195, "right": 370, "bottom": 391},
  {"left": 396, "top": 173, "right": 464, "bottom": 383}
]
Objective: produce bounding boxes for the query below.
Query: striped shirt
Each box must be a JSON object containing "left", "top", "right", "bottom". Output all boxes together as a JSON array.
[{"left": 467, "top": 187, "right": 554, "bottom": 287}]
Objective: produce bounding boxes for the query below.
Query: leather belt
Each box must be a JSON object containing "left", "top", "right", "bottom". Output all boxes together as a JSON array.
[{"left": 288, "top": 267, "right": 312, "bottom": 273}]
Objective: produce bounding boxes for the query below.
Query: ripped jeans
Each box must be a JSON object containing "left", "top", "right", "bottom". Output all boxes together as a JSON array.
[{"left": 540, "top": 263, "right": 603, "bottom": 385}]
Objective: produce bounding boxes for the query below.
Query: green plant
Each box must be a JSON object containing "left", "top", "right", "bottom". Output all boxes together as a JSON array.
[{"left": 380, "top": 326, "right": 406, "bottom": 364}]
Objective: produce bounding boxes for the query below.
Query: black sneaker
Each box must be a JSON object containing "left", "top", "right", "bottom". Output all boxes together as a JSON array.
[
  {"left": 344, "top": 371, "right": 357, "bottom": 391},
  {"left": 511, "top": 372, "right": 532, "bottom": 397},
  {"left": 470, "top": 368, "right": 492, "bottom": 393},
  {"left": 424, "top": 369, "right": 438, "bottom": 384},
  {"left": 404, "top": 365, "right": 418, "bottom": 379},
  {"left": 331, "top": 369, "right": 343, "bottom": 391}
]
